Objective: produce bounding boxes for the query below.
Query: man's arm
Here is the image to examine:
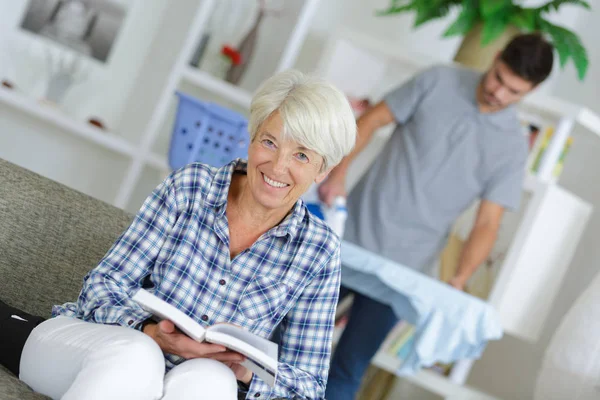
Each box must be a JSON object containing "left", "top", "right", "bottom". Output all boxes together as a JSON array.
[
  {"left": 318, "top": 101, "right": 395, "bottom": 205},
  {"left": 319, "top": 66, "right": 441, "bottom": 205},
  {"left": 449, "top": 200, "right": 505, "bottom": 290}
]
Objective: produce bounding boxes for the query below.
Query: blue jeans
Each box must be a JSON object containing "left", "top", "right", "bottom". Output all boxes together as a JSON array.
[{"left": 326, "top": 287, "right": 399, "bottom": 400}]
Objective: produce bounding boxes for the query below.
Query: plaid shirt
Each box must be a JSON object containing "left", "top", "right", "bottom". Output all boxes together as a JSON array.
[{"left": 53, "top": 159, "right": 341, "bottom": 399}]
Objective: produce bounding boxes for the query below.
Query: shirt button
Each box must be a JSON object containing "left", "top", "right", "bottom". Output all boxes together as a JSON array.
[
  {"left": 201, "top": 315, "right": 208, "bottom": 321},
  {"left": 219, "top": 279, "right": 226, "bottom": 285},
  {"left": 254, "top": 393, "right": 260, "bottom": 398},
  {"left": 127, "top": 320, "right": 134, "bottom": 325}
]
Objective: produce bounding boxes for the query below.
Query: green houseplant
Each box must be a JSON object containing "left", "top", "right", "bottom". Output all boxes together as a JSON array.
[{"left": 378, "top": 0, "right": 591, "bottom": 80}]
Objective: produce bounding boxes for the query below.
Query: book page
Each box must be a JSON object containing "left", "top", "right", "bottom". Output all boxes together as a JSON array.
[
  {"left": 208, "top": 324, "right": 277, "bottom": 357},
  {"left": 132, "top": 289, "right": 206, "bottom": 341},
  {"left": 206, "top": 324, "right": 278, "bottom": 386}
]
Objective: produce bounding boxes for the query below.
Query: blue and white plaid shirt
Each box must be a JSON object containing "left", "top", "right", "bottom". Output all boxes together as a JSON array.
[{"left": 54, "top": 159, "right": 341, "bottom": 399}]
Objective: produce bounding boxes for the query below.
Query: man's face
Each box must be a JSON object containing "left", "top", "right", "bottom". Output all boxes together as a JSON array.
[{"left": 478, "top": 58, "right": 535, "bottom": 111}]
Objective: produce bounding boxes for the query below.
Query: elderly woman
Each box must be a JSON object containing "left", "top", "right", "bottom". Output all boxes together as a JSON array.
[{"left": 0, "top": 70, "right": 356, "bottom": 399}]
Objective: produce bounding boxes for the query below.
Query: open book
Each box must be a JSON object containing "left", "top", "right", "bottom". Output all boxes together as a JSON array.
[{"left": 132, "top": 289, "right": 278, "bottom": 387}]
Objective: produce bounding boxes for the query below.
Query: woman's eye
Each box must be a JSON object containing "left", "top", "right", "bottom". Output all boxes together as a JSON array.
[
  {"left": 295, "top": 152, "right": 309, "bottom": 163},
  {"left": 262, "top": 139, "right": 276, "bottom": 148}
]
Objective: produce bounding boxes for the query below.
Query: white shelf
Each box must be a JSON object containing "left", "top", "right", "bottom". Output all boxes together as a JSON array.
[
  {"left": 146, "top": 152, "right": 170, "bottom": 171},
  {"left": 521, "top": 92, "right": 600, "bottom": 138},
  {"left": 0, "top": 87, "right": 137, "bottom": 158},
  {"left": 524, "top": 172, "right": 543, "bottom": 193},
  {"left": 372, "top": 351, "right": 499, "bottom": 399},
  {"left": 181, "top": 67, "right": 253, "bottom": 109}
]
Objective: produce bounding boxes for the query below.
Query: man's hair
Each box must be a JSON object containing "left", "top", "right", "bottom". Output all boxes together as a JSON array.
[{"left": 500, "top": 33, "right": 554, "bottom": 86}]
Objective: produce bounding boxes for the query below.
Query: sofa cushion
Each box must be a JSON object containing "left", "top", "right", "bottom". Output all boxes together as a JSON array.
[{"left": 0, "top": 159, "right": 133, "bottom": 318}]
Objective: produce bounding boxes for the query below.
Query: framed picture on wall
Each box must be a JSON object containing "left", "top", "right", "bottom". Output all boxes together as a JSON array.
[{"left": 20, "top": 0, "right": 126, "bottom": 62}]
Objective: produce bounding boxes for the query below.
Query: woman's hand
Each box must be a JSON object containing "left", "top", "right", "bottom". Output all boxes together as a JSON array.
[
  {"left": 143, "top": 320, "right": 245, "bottom": 363},
  {"left": 224, "top": 361, "right": 253, "bottom": 384}
]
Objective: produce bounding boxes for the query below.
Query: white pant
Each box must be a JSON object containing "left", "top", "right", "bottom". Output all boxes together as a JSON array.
[{"left": 19, "top": 317, "right": 238, "bottom": 400}]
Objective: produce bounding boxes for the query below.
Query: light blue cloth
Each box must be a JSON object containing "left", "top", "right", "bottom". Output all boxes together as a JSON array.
[{"left": 340, "top": 241, "right": 503, "bottom": 375}]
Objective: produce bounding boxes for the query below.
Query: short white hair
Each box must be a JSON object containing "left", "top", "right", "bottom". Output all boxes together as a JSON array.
[{"left": 249, "top": 70, "right": 356, "bottom": 171}]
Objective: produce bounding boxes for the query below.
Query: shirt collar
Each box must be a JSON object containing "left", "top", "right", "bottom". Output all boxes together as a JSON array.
[
  {"left": 209, "top": 159, "right": 306, "bottom": 239},
  {"left": 209, "top": 159, "right": 245, "bottom": 209},
  {"left": 268, "top": 198, "right": 306, "bottom": 239},
  {"left": 471, "top": 71, "right": 518, "bottom": 121}
]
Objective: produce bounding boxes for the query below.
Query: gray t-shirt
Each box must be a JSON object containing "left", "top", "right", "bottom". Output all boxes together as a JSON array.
[{"left": 344, "top": 65, "right": 527, "bottom": 273}]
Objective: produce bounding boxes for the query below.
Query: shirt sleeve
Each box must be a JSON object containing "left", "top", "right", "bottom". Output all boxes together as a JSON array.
[
  {"left": 54, "top": 169, "right": 186, "bottom": 328},
  {"left": 383, "top": 65, "right": 440, "bottom": 124},
  {"left": 482, "top": 145, "right": 527, "bottom": 211},
  {"left": 246, "top": 245, "right": 342, "bottom": 399}
]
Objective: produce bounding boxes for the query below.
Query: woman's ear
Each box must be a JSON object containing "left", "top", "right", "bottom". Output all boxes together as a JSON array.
[{"left": 314, "top": 167, "right": 333, "bottom": 185}]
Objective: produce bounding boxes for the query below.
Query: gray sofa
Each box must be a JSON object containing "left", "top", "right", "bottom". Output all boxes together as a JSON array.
[{"left": 0, "top": 158, "right": 132, "bottom": 399}]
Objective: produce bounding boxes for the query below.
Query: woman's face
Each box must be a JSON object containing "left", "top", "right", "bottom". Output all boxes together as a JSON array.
[{"left": 246, "top": 111, "right": 329, "bottom": 213}]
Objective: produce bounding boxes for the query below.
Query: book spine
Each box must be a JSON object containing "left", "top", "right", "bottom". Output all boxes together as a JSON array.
[{"left": 387, "top": 324, "right": 414, "bottom": 357}]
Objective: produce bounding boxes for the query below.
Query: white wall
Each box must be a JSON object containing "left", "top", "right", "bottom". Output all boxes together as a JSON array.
[
  {"left": 340, "top": 0, "right": 462, "bottom": 62},
  {"left": 552, "top": 7, "right": 600, "bottom": 116},
  {"left": 295, "top": 0, "right": 461, "bottom": 77}
]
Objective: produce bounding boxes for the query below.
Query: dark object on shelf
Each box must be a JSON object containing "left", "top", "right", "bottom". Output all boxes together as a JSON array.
[
  {"left": 225, "top": 8, "right": 264, "bottom": 85},
  {"left": 190, "top": 32, "right": 211, "bottom": 67},
  {"left": 88, "top": 117, "right": 106, "bottom": 130},
  {"left": 1, "top": 80, "right": 14, "bottom": 89}
]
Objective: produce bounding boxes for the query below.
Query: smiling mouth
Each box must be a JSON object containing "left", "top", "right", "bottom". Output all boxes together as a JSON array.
[{"left": 262, "top": 173, "right": 289, "bottom": 188}]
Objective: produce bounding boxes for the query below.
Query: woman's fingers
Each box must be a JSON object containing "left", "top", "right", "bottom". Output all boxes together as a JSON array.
[
  {"left": 177, "top": 340, "right": 227, "bottom": 359},
  {"left": 145, "top": 320, "right": 242, "bottom": 361},
  {"left": 157, "top": 319, "right": 176, "bottom": 334},
  {"left": 208, "top": 351, "right": 246, "bottom": 363}
]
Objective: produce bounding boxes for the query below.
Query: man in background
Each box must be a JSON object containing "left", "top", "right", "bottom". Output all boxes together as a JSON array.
[{"left": 319, "top": 33, "right": 554, "bottom": 399}]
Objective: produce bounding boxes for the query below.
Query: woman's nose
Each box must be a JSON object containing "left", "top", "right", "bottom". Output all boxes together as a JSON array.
[{"left": 273, "top": 152, "right": 290, "bottom": 174}]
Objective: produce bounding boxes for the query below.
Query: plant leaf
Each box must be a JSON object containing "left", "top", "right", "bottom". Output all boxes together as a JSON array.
[
  {"left": 536, "top": 0, "right": 591, "bottom": 14},
  {"left": 541, "top": 19, "right": 589, "bottom": 79},
  {"left": 539, "top": 19, "right": 570, "bottom": 67},
  {"left": 509, "top": 8, "right": 537, "bottom": 31},
  {"left": 375, "top": 3, "right": 415, "bottom": 17},
  {"left": 573, "top": 44, "right": 589, "bottom": 80},
  {"left": 444, "top": 7, "right": 478, "bottom": 37},
  {"left": 481, "top": 15, "right": 510, "bottom": 45},
  {"left": 481, "top": 0, "right": 513, "bottom": 18},
  {"left": 413, "top": 0, "right": 456, "bottom": 27}
]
